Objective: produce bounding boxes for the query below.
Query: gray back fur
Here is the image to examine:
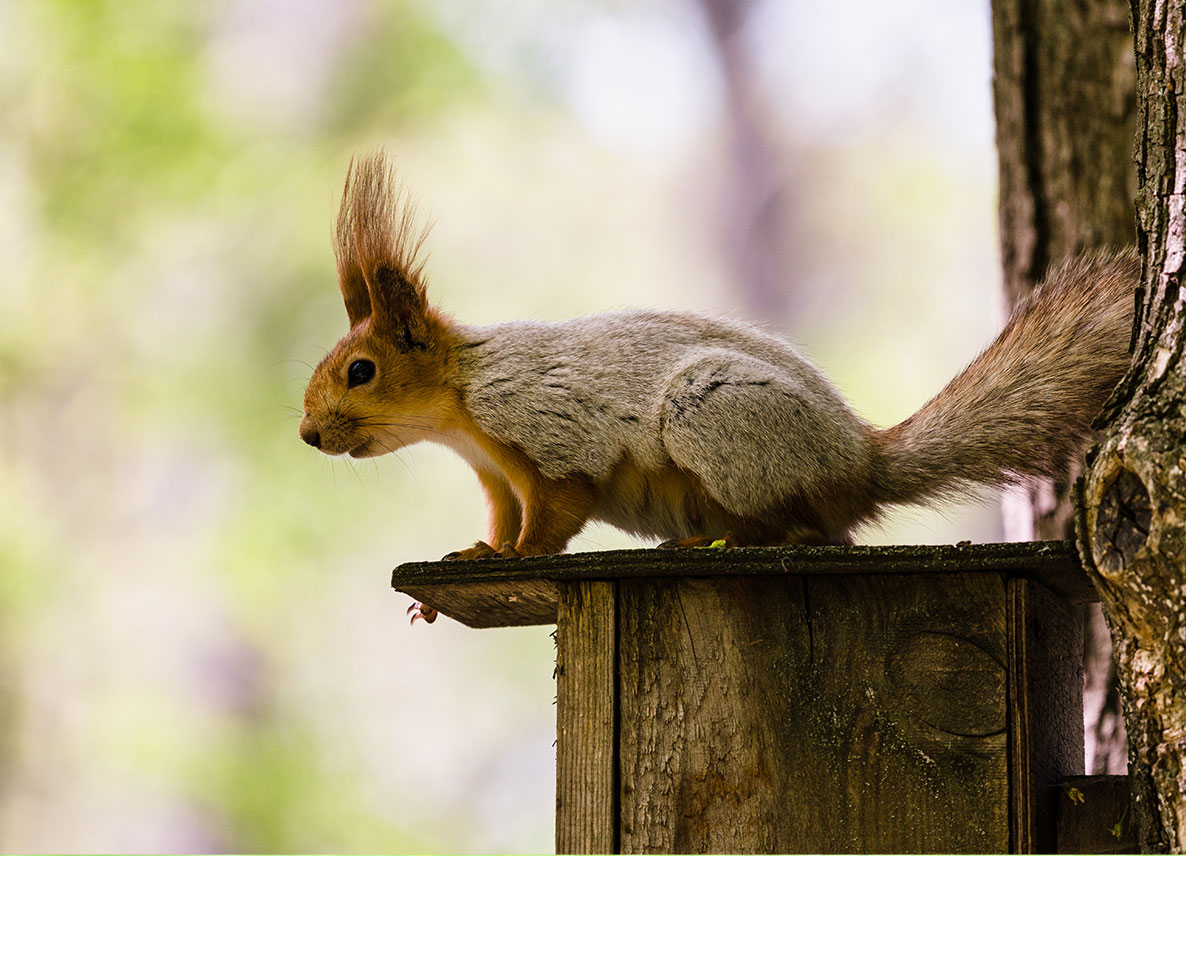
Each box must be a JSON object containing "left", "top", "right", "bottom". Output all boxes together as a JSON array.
[{"left": 457, "top": 309, "right": 863, "bottom": 480}]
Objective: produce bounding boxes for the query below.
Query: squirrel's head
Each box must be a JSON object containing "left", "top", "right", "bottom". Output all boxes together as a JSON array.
[{"left": 300, "top": 151, "right": 454, "bottom": 459}]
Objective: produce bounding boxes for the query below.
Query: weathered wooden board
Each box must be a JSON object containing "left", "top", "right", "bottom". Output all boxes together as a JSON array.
[
  {"left": 803, "top": 573, "right": 1012, "bottom": 853},
  {"left": 617, "top": 574, "right": 1015, "bottom": 853},
  {"left": 392, "top": 541, "right": 1095, "bottom": 628},
  {"left": 617, "top": 577, "right": 814, "bottom": 853},
  {"left": 395, "top": 541, "right": 1093, "bottom": 853},
  {"left": 398, "top": 578, "right": 559, "bottom": 628},
  {"left": 1007, "top": 579, "right": 1085, "bottom": 852},
  {"left": 555, "top": 581, "right": 617, "bottom": 854}
]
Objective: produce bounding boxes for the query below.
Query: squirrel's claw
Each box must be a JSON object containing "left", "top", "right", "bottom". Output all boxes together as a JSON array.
[{"left": 408, "top": 601, "right": 439, "bottom": 625}]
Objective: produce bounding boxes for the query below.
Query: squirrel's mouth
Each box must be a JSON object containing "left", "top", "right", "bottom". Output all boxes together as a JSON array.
[{"left": 348, "top": 440, "right": 376, "bottom": 458}]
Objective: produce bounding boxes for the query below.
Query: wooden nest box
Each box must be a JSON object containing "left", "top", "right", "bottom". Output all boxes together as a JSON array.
[{"left": 393, "top": 541, "right": 1130, "bottom": 854}]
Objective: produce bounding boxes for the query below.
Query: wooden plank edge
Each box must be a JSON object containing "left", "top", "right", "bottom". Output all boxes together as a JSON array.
[{"left": 393, "top": 540, "right": 1095, "bottom": 603}]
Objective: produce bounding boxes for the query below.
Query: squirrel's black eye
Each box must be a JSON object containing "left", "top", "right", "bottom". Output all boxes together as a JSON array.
[{"left": 347, "top": 359, "right": 376, "bottom": 388}]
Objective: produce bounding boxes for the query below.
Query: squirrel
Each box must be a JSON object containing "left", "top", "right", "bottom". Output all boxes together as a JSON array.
[{"left": 301, "top": 149, "right": 1140, "bottom": 566}]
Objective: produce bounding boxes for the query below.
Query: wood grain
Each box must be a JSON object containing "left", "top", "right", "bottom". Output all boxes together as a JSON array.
[
  {"left": 396, "top": 578, "right": 558, "bottom": 628},
  {"left": 617, "top": 574, "right": 1015, "bottom": 853},
  {"left": 555, "top": 581, "right": 617, "bottom": 854},
  {"left": 1007, "top": 578, "right": 1085, "bottom": 852},
  {"left": 617, "top": 577, "right": 810, "bottom": 853}
]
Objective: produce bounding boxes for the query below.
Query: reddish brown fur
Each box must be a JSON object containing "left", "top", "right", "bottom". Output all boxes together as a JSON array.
[
  {"left": 303, "top": 150, "right": 609, "bottom": 556},
  {"left": 334, "top": 153, "right": 429, "bottom": 330},
  {"left": 301, "top": 311, "right": 600, "bottom": 555},
  {"left": 303, "top": 151, "right": 1140, "bottom": 557}
]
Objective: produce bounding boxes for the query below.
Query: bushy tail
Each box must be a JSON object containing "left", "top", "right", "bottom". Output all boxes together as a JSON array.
[{"left": 873, "top": 249, "right": 1140, "bottom": 506}]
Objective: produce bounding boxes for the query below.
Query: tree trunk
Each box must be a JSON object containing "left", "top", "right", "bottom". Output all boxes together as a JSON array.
[
  {"left": 991, "top": 0, "right": 1136, "bottom": 774},
  {"left": 1076, "top": 0, "right": 1186, "bottom": 855}
]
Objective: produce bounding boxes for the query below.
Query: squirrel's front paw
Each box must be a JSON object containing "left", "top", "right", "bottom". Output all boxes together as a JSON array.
[
  {"left": 443, "top": 540, "right": 498, "bottom": 560},
  {"left": 443, "top": 540, "right": 521, "bottom": 561}
]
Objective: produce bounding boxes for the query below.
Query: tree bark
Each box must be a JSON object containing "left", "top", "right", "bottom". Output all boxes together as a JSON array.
[
  {"left": 991, "top": 0, "right": 1136, "bottom": 774},
  {"left": 1076, "top": 0, "right": 1186, "bottom": 854}
]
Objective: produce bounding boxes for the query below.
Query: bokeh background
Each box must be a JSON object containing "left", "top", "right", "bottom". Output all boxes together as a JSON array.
[{"left": 0, "top": 0, "right": 1002, "bottom": 852}]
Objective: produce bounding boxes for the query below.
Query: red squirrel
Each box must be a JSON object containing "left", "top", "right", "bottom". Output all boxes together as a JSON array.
[{"left": 301, "top": 150, "right": 1138, "bottom": 565}]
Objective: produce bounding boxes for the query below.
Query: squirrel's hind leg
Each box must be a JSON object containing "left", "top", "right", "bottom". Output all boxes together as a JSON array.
[{"left": 660, "top": 353, "right": 875, "bottom": 541}]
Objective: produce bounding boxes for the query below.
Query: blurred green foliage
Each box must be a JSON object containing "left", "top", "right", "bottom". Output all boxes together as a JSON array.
[
  {"left": 0, "top": 0, "right": 999, "bottom": 852},
  {"left": 0, "top": 0, "right": 567, "bottom": 853}
]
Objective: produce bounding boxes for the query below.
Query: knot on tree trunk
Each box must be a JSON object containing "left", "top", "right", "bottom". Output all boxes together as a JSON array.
[{"left": 1092, "top": 466, "right": 1153, "bottom": 576}]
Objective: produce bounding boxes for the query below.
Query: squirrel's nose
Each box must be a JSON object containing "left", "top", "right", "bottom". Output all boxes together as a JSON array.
[{"left": 300, "top": 425, "right": 321, "bottom": 449}]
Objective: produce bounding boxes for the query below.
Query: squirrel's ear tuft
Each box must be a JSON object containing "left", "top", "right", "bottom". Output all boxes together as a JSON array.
[
  {"left": 334, "top": 149, "right": 433, "bottom": 348},
  {"left": 334, "top": 156, "right": 373, "bottom": 328}
]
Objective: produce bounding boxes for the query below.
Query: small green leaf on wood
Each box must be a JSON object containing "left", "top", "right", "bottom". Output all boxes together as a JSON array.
[
  {"left": 1111, "top": 805, "right": 1129, "bottom": 840},
  {"left": 708, "top": 539, "right": 728, "bottom": 549},
  {"left": 1067, "top": 787, "right": 1085, "bottom": 804}
]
